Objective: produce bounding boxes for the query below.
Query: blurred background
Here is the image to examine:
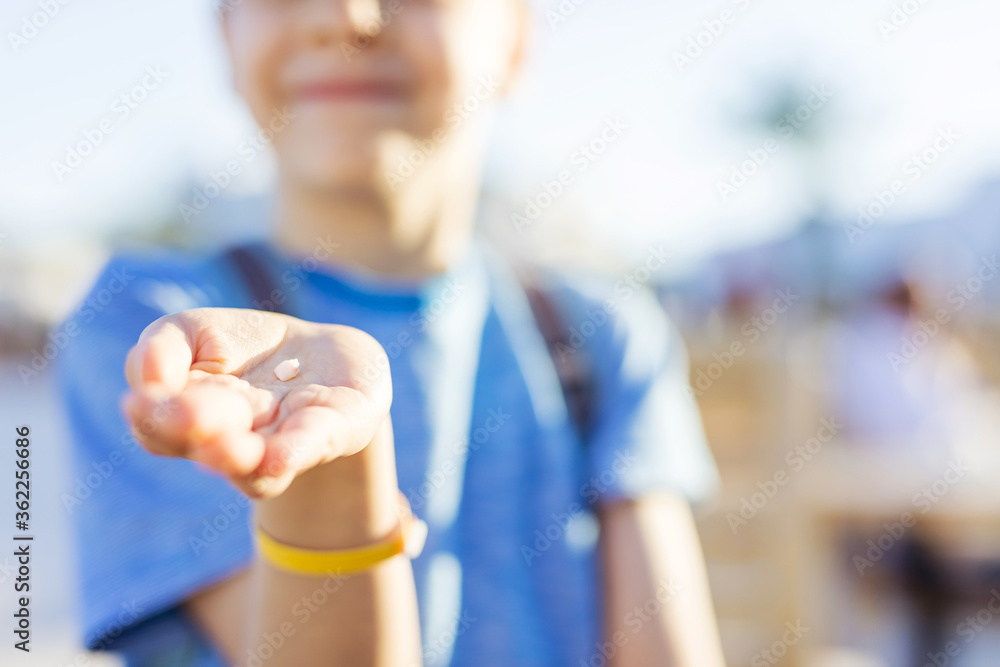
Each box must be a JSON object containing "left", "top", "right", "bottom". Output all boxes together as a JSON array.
[{"left": 2, "top": 0, "right": 1000, "bottom": 665}]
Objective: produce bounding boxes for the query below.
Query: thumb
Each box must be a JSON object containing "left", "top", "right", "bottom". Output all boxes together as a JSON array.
[
  {"left": 125, "top": 308, "right": 292, "bottom": 396},
  {"left": 125, "top": 320, "right": 193, "bottom": 397}
]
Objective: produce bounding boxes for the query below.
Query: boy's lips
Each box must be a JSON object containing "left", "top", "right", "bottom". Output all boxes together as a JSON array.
[{"left": 293, "top": 79, "right": 411, "bottom": 103}]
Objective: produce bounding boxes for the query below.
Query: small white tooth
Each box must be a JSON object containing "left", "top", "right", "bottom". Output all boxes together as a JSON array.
[{"left": 273, "top": 358, "right": 301, "bottom": 382}]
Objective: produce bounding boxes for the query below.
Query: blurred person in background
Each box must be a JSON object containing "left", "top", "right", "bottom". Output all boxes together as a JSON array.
[{"left": 57, "top": 0, "right": 725, "bottom": 665}]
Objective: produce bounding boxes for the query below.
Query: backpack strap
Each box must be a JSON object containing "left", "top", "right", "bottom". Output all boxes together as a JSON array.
[
  {"left": 521, "top": 283, "right": 596, "bottom": 442},
  {"left": 225, "top": 245, "right": 293, "bottom": 316},
  {"left": 223, "top": 243, "right": 595, "bottom": 441}
]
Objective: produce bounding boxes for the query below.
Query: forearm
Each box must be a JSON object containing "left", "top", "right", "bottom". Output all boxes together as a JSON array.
[
  {"left": 248, "top": 419, "right": 422, "bottom": 667},
  {"left": 246, "top": 554, "right": 419, "bottom": 667},
  {"left": 599, "top": 493, "right": 726, "bottom": 667}
]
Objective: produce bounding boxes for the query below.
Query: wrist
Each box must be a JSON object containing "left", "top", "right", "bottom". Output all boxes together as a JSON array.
[{"left": 254, "top": 418, "right": 399, "bottom": 550}]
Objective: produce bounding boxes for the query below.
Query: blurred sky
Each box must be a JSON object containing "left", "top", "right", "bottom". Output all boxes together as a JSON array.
[{"left": 2, "top": 0, "right": 1000, "bottom": 265}]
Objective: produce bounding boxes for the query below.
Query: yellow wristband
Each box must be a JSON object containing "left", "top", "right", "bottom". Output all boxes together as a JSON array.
[{"left": 255, "top": 493, "right": 427, "bottom": 577}]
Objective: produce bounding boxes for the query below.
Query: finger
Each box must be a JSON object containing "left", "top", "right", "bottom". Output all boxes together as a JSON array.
[
  {"left": 125, "top": 321, "right": 193, "bottom": 397},
  {"left": 121, "top": 384, "right": 256, "bottom": 463},
  {"left": 251, "top": 382, "right": 380, "bottom": 480},
  {"left": 241, "top": 473, "right": 296, "bottom": 500},
  {"left": 197, "top": 430, "right": 266, "bottom": 477},
  {"left": 241, "top": 415, "right": 394, "bottom": 500},
  {"left": 185, "top": 369, "right": 281, "bottom": 428},
  {"left": 284, "top": 384, "right": 380, "bottom": 455},
  {"left": 121, "top": 393, "right": 174, "bottom": 457},
  {"left": 123, "top": 392, "right": 264, "bottom": 479},
  {"left": 256, "top": 405, "right": 345, "bottom": 480}
]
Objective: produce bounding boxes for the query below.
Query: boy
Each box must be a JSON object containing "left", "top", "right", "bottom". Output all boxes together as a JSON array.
[{"left": 60, "top": 0, "right": 726, "bottom": 664}]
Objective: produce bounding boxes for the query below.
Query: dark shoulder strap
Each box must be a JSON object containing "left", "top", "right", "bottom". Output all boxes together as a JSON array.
[
  {"left": 225, "top": 244, "right": 293, "bottom": 316},
  {"left": 521, "top": 282, "right": 596, "bottom": 442}
]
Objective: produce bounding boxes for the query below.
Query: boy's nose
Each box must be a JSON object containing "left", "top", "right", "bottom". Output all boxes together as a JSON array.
[{"left": 300, "top": 0, "right": 385, "bottom": 46}]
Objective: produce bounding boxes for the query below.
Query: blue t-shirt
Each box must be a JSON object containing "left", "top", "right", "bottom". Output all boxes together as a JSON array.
[{"left": 58, "top": 240, "right": 718, "bottom": 666}]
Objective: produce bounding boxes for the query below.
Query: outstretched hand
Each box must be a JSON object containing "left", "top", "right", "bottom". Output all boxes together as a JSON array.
[{"left": 121, "top": 308, "right": 392, "bottom": 499}]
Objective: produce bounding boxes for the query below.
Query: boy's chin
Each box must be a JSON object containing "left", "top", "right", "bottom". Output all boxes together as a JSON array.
[{"left": 288, "top": 157, "right": 398, "bottom": 197}]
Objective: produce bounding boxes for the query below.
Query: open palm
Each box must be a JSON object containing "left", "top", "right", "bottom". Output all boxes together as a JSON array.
[{"left": 121, "top": 308, "right": 392, "bottom": 498}]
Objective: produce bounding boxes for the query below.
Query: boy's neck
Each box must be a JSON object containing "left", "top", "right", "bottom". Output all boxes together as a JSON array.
[{"left": 272, "top": 173, "right": 478, "bottom": 280}]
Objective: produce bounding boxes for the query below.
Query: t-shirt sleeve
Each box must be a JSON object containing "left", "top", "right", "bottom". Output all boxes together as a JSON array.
[
  {"left": 55, "top": 251, "right": 253, "bottom": 660},
  {"left": 560, "top": 280, "right": 720, "bottom": 506}
]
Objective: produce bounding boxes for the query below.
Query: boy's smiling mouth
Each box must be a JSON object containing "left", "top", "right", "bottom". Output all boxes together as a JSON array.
[{"left": 293, "top": 77, "right": 413, "bottom": 105}]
